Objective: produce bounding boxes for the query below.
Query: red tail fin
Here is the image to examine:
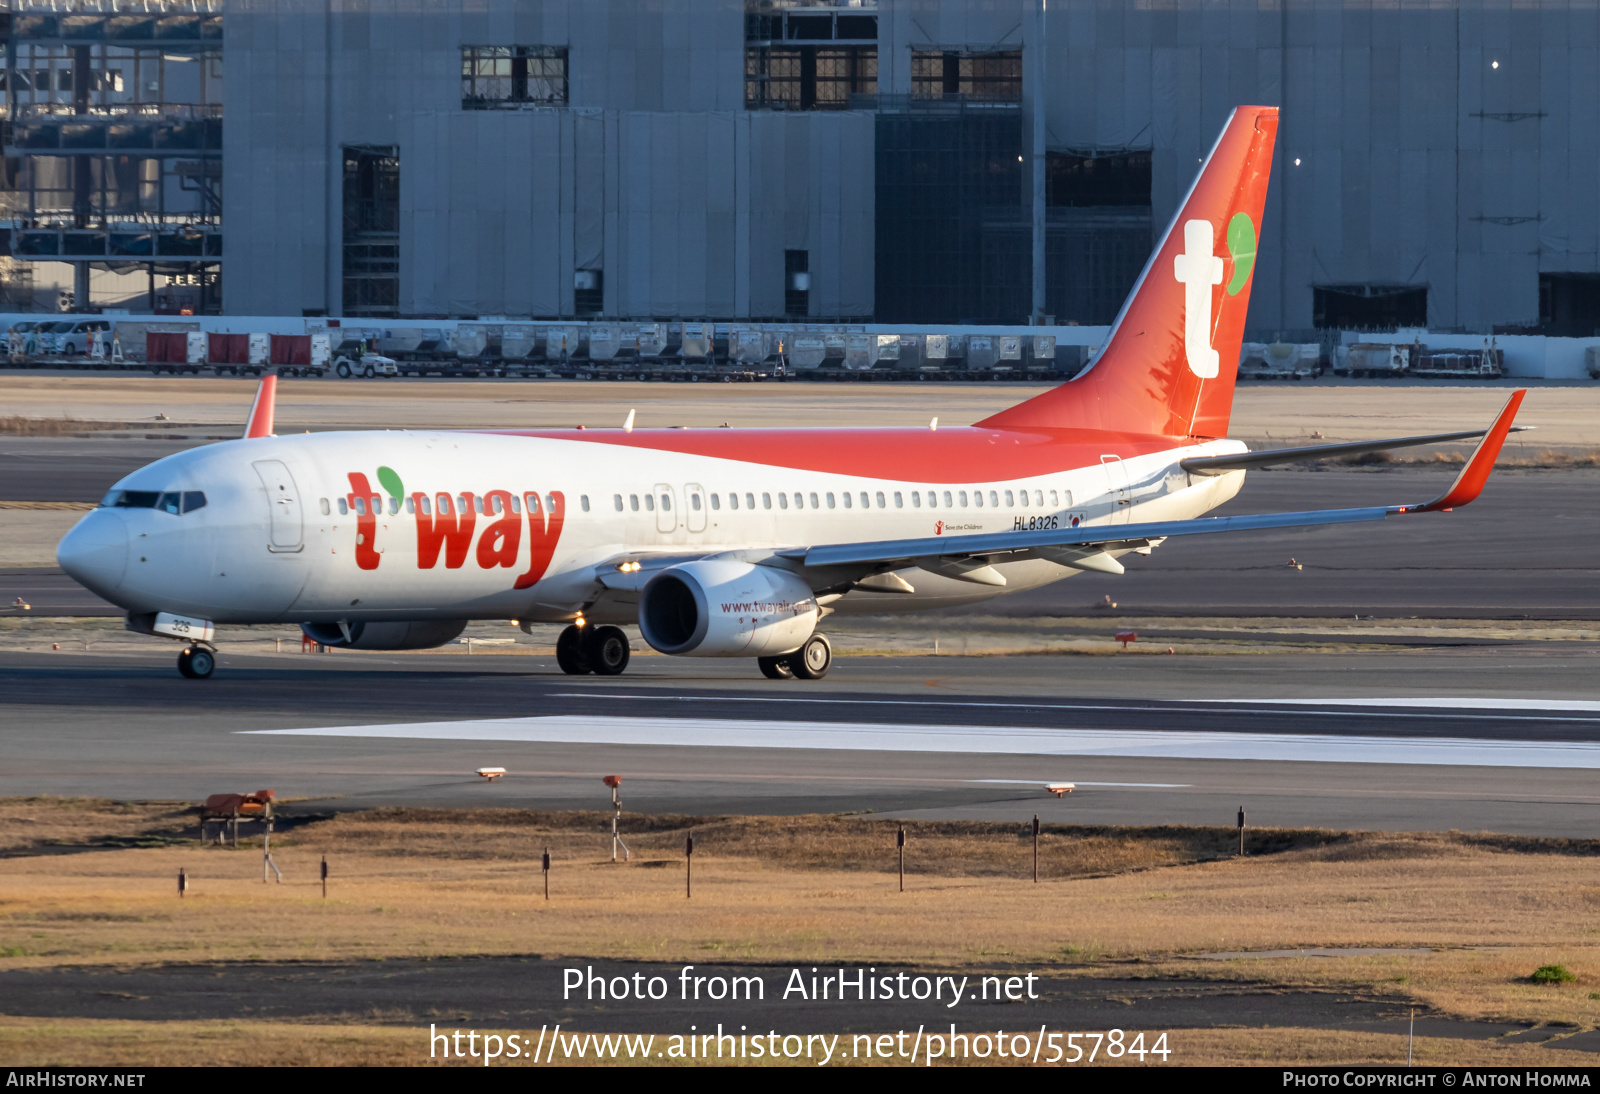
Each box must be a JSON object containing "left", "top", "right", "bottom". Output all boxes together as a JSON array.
[{"left": 979, "top": 106, "right": 1279, "bottom": 439}]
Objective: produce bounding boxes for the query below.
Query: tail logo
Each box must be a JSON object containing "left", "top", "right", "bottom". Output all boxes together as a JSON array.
[{"left": 1173, "top": 219, "right": 1224, "bottom": 378}]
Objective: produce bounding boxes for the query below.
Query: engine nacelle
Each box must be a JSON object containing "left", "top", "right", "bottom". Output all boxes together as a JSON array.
[
  {"left": 638, "top": 560, "right": 819, "bottom": 657},
  {"left": 300, "top": 619, "right": 468, "bottom": 651}
]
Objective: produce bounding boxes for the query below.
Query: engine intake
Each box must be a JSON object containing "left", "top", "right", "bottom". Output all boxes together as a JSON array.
[
  {"left": 638, "top": 560, "right": 818, "bottom": 657},
  {"left": 300, "top": 619, "right": 468, "bottom": 650}
]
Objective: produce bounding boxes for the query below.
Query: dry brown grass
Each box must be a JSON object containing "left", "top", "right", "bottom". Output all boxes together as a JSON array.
[
  {"left": 0, "top": 415, "right": 154, "bottom": 435},
  {"left": 8, "top": 799, "right": 1600, "bottom": 1063}
]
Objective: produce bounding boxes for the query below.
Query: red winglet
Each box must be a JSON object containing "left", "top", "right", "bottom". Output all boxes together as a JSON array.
[
  {"left": 243, "top": 374, "right": 277, "bottom": 439},
  {"left": 1411, "top": 389, "right": 1525, "bottom": 513}
]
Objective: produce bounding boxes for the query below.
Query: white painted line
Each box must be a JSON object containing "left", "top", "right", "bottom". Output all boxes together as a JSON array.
[
  {"left": 967, "top": 779, "right": 1193, "bottom": 788},
  {"left": 246, "top": 716, "right": 1600, "bottom": 770},
  {"left": 1216, "top": 698, "right": 1600, "bottom": 712},
  {"left": 547, "top": 692, "right": 1600, "bottom": 724}
]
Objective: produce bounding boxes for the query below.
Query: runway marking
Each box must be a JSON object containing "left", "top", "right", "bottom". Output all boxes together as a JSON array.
[
  {"left": 1219, "top": 698, "right": 1600, "bottom": 712},
  {"left": 545, "top": 692, "right": 1600, "bottom": 724},
  {"left": 248, "top": 716, "right": 1600, "bottom": 770},
  {"left": 968, "top": 779, "right": 1193, "bottom": 788}
]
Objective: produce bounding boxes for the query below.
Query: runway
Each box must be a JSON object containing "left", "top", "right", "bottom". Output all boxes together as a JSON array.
[{"left": 9, "top": 645, "right": 1600, "bottom": 836}]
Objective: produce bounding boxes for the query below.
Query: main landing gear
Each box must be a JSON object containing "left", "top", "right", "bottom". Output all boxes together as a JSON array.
[
  {"left": 556, "top": 623, "right": 632, "bottom": 676},
  {"left": 759, "top": 632, "right": 832, "bottom": 681},
  {"left": 176, "top": 643, "right": 216, "bottom": 679}
]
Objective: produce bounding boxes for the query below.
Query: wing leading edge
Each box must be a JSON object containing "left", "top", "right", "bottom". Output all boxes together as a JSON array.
[{"left": 798, "top": 390, "right": 1526, "bottom": 573}]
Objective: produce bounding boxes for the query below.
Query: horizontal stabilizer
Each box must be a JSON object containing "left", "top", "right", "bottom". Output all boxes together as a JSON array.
[{"left": 1182, "top": 424, "right": 1531, "bottom": 474}]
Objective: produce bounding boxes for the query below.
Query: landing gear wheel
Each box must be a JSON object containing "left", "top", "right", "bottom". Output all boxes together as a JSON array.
[
  {"left": 555, "top": 624, "right": 593, "bottom": 675},
  {"left": 584, "top": 625, "right": 631, "bottom": 676},
  {"left": 177, "top": 645, "right": 215, "bottom": 679},
  {"left": 787, "top": 633, "right": 832, "bottom": 680},
  {"left": 758, "top": 655, "right": 795, "bottom": 680}
]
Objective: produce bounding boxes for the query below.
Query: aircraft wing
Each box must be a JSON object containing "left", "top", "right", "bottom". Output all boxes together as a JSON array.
[
  {"left": 793, "top": 390, "right": 1525, "bottom": 580},
  {"left": 1180, "top": 425, "right": 1530, "bottom": 474}
]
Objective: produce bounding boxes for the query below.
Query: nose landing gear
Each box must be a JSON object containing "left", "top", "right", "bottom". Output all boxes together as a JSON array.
[{"left": 177, "top": 643, "right": 216, "bottom": 679}]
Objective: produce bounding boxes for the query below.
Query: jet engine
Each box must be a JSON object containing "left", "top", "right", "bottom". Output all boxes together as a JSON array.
[
  {"left": 300, "top": 619, "right": 468, "bottom": 650},
  {"left": 638, "top": 560, "right": 819, "bottom": 657}
]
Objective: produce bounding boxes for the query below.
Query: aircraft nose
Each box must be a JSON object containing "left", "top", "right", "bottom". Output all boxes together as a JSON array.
[{"left": 57, "top": 509, "right": 129, "bottom": 599}]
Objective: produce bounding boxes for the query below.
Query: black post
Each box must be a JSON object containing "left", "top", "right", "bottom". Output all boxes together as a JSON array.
[
  {"left": 542, "top": 846, "right": 551, "bottom": 901},
  {"left": 1032, "top": 814, "right": 1040, "bottom": 883},
  {"left": 178, "top": 867, "right": 187, "bottom": 898},
  {"left": 685, "top": 831, "right": 694, "bottom": 899},
  {"left": 1237, "top": 807, "right": 1246, "bottom": 856},
  {"left": 897, "top": 825, "right": 906, "bottom": 892},
  {"left": 321, "top": 854, "right": 329, "bottom": 898}
]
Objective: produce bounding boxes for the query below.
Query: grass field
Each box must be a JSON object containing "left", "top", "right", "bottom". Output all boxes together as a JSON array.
[{"left": 2, "top": 798, "right": 1600, "bottom": 1065}]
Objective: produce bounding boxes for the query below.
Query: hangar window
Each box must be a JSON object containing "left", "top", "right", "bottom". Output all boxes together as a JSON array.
[
  {"left": 1540, "top": 274, "right": 1600, "bottom": 334},
  {"left": 461, "top": 46, "right": 568, "bottom": 109},
  {"left": 744, "top": 12, "right": 877, "bottom": 113},
  {"left": 911, "top": 50, "right": 1021, "bottom": 102},
  {"left": 1313, "top": 284, "right": 1427, "bottom": 331}
]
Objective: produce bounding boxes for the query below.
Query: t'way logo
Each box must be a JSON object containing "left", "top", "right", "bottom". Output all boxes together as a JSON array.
[
  {"left": 345, "top": 469, "right": 565, "bottom": 589},
  {"left": 1172, "top": 213, "right": 1256, "bottom": 379}
]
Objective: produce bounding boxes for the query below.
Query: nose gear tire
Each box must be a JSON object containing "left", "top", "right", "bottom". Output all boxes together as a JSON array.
[
  {"left": 177, "top": 646, "right": 215, "bottom": 679},
  {"left": 555, "top": 624, "right": 593, "bottom": 675},
  {"left": 584, "top": 625, "right": 631, "bottom": 676}
]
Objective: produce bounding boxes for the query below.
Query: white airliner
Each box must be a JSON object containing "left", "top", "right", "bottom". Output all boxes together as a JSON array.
[{"left": 57, "top": 106, "right": 1525, "bottom": 680}]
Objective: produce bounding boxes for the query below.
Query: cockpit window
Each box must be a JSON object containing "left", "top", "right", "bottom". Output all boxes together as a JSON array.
[
  {"left": 104, "top": 490, "right": 162, "bottom": 509},
  {"left": 159, "top": 493, "right": 182, "bottom": 515},
  {"left": 99, "top": 489, "right": 206, "bottom": 514},
  {"left": 183, "top": 491, "right": 207, "bottom": 513}
]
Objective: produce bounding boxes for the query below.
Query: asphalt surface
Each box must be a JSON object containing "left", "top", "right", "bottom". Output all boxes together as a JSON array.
[{"left": 9, "top": 646, "right": 1600, "bottom": 836}]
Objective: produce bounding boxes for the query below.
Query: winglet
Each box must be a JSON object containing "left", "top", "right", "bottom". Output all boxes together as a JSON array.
[
  {"left": 1401, "top": 389, "right": 1525, "bottom": 514},
  {"left": 243, "top": 374, "right": 277, "bottom": 439}
]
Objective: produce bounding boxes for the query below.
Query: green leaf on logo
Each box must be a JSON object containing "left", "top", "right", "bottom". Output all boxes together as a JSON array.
[
  {"left": 376, "top": 466, "right": 404, "bottom": 500},
  {"left": 1226, "top": 213, "right": 1256, "bottom": 296}
]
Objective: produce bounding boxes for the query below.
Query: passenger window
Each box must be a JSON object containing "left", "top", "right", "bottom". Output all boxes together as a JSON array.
[
  {"left": 809, "top": 492, "right": 819, "bottom": 509},
  {"left": 1033, "top": 489, "right": 1043, "bottom": 506},
  {"left": 762, "top": 492, "right": 772, "bottom": 509},
  {"left": 989, "top": 490, "right": 999, "bottom": 507},
  {"left": 645, "top": 494, "right": 655, "bottom": 511},
  {"left": 474, "top": 496, "right": 485, "bottom": 514},
  {"left": 630, "top": 494, "right": 639, "bottom": 511},
  {"left": 1005, "top": 490, "right": 1014, "bottom": 506},
  {"left": 1063, "top": 490, "right": 1073, "bottom": 507},
  {"left": 911, "top": 491, "right": 921, "bottom": 508},
  {"left": 405, "top": 497, "right": 416, "bottom": 515},
  {"left": 826, "top": 492, "right": 836, "bottom": 509},
  {"left": 710, "top": 494, "right": 720, "bottom": 510},
  {"left": 843, "top": 491, "right": 852, "bottom": 509},
  {"left": 859, "top": 492, "right": 869, "bottom": 508},
  {"left": 729, "top": 493, "right": 739, "bottom": 510},
  {"left": 942, "top": 490, "right": 953, "bottom": 507},
  {"left": 489, "top": 495, "right": 502, "bottom": 515},
  {"left": 778, "top": 493, "right": 788, "bottom": 510},
  {"left": 457, "top": 494, "right": 470, "bottom": 514},
  {"left": 319, "top": 498, "right": 331, "bottom": 516},
  {"left": 793, "top": 492, "right": 803, "bottom": 509},
  {"left": 338, "top": 498, "right": 349, "bottom": 515},
  {"left": 437, "top": 494, "right": 452, "bottom": 516},
  {"left": 958, "top": 491, "right": 968, "bottom": 507},
  {"left": 389, "top": 497, "right": 401, "bottom": 515},
  {"left": 420, "top": 496, "right": 432, "bottom": 515},
  {"left": 614, "top": 494, "right": 624, "bottom": 512},
  {"left": 526, "top": 493, "right": 541, "bottom": 514},
  {"left": 510, "top": 496, "right": 521, "bottom": 514},
  {"left": 580, "top": 495, "right": 590, "bottom": 512},
  {"left": 370, "top": 496, "right": 381, "bottom": 514},
  {"left": 893, "top": 492, "right": 903, "bottom": 508},
  {"left": 353, "top": 496, "right": 367, "bottom": 515},
  {"left": 159, "top": 492, "right": 182, "bottom": 515},
  {"left": 746, "top": 492, "right": 756, "bottom": 509},
  {"left": 1049, "top": 490, "right": 1059, "bottom": 506},
  {"left": 691, "top": 494, "right": 702, "bottom": 511},
  {"left": 659, "top": 494, "right": 671, "bottom": 511},
  {"left": 875, "top": 491, "right": 886, "bottom": 508},
  {"left": 973, "top": 490, "right": 983, "bottom": 508}
]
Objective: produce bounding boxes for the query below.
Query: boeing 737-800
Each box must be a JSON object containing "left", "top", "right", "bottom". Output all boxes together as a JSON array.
[{"left": 56, "top": 106, "right": 1525, "bottom": 680}]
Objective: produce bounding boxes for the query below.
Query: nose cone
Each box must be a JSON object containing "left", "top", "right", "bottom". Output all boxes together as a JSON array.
[{"left": 57, "top": 509, "right": 129, "bottom": 601}]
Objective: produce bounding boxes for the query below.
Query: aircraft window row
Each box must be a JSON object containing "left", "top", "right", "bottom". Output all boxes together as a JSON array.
[
  {"left": 319, "top": 492, "right": 590, "bottom": 517},
  {"left": 608, "top": 487, "right": 1072, "bottom": 514},
  {"left": 101, "top": 489, "right": 206, "bottom": 514}
]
